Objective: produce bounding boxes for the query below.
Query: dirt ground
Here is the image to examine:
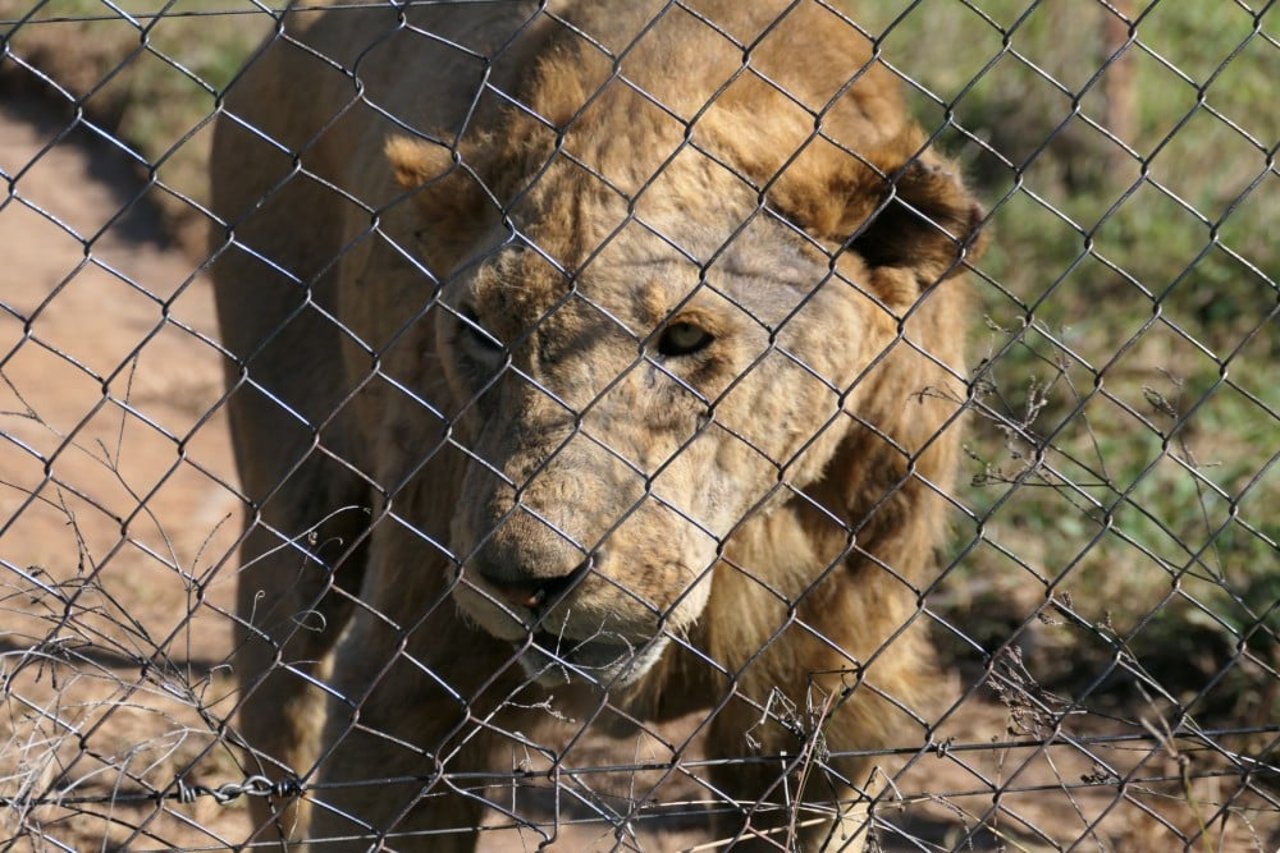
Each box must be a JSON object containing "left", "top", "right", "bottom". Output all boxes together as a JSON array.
[{"left": 1, "top": 96, "right": 1276, "bottom": 852}]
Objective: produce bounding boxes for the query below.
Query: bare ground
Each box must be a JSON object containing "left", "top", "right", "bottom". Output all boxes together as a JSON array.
[{"left": 1, "top": 96, "right": 1275, "bottom": 852}]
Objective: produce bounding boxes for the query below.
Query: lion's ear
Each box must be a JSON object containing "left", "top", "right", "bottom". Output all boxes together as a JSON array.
[
  {"left": 847, "top": 154, "right": 986, "bottom": 282},
  {"left": 385, "top": 135, "right": 496, "bottom": 273},
  {"left": 767, "top": 131, "right": 985, "bottom": 290}
]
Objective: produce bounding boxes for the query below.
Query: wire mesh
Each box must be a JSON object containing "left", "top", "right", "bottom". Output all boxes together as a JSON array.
[{"left": 1, "top": 0, "right": 1277, "bottom": 850}]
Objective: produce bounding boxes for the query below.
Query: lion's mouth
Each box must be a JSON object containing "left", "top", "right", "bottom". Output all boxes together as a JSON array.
[{"left": 515, "top": 630, "right": 669, "bottom": 687}]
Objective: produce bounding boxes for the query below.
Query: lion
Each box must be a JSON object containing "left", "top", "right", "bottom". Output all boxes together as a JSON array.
[{"left": 209, "top": 1, "right": 983, "bottom": 849}]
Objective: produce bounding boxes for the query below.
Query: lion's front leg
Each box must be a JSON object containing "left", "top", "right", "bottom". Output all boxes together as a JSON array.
[
  {"left": 699, "top": 555, "right": 932, "bottom": 851},
  {"left": 703, "top": 615, "right": 937, "bottom": 852},
  {"left": 301, "top": 516, "right": 538, "bottom": 851},
  {"left": 232, "top": 461, "right": 372, "bottom": 844},
  {"left": 305, "top": 608, "right": 543, "bottom": 851}
]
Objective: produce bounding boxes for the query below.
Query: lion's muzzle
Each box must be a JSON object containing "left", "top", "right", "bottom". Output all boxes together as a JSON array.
[{"left": 472, "top": 550, "right": 596, "bottom": 614}]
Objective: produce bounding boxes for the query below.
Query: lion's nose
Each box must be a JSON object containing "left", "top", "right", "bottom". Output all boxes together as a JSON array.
[{"left": 476, "top": 554, "right": 597, "bottom": 612}]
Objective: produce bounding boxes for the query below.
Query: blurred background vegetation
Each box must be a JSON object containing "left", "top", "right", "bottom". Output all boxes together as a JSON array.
[
  {"left": 0, "top": 0, "right": 273, "bottom": 248},
  {"left": 2, "top": 0, "right": 1275, "bottom": 733},
  {"left": 858, "top": 0, "right": 1278, "bottom": 737}
]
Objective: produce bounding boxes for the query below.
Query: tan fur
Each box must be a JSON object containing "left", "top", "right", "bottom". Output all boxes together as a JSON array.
[{"left": 210, "top": 1, "right": 983, "bottom": 849}]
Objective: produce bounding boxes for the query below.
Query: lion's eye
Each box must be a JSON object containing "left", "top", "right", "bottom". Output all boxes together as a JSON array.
[
  {"left": 460, "top": 307, "right": 502, "bottom": 352},
  {"left": 657, "top": 321, "right": 714, "bottom": 357}
]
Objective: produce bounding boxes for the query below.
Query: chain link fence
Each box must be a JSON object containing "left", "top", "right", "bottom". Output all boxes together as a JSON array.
[{"left": 1, "top": 0, "right": 1277, "bottom": 850}]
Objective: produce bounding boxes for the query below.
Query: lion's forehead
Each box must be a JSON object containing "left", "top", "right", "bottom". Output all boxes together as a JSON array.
[{"left": 469, "top": 214, "right": 834, "bottom": 345}]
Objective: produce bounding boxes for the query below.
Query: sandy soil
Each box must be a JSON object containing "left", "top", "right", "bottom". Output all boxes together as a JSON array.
[
  {"left": 0, "top": 94, "right": 249, "bottom": 850},
  {"left": 1, "top": 96, "right": 1275, "bottom": 852}
]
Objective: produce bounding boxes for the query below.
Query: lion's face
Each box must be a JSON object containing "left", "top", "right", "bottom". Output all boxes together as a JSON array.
[
  {"left": 384, "top": 31, "right": 981, "bottom": 684},
  {"left": 428, "top": 151, "right": 897, "bottom": 687}
]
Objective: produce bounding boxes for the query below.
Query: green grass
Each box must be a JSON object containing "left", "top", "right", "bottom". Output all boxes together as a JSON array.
[{"left": 854, "top": 0, "right": 1279, "bottom": 722}]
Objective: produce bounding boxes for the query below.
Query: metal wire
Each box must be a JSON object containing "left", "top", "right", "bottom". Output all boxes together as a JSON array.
[{"left": 2, "top": 0, "right": 1277, "bottom": 850}]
